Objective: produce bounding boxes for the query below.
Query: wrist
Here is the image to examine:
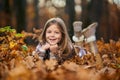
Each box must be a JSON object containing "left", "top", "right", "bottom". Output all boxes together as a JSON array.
[
  {"left": 39, "top": 48, "right": 46, "bottom": 53},
  {"left": 50, "top": 52, "right": 56, "bottom": 59}
]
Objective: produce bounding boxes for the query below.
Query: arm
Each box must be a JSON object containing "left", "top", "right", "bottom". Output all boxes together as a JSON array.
[
  {"left": 33, "top": 43, "right": 50, "bottom": 59},
  {"left": 49, "top": 44, "right": 59, "bottom": 59}
]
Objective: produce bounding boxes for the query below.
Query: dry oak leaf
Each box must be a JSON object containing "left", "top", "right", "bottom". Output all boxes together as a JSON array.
[
  {"left": 45, "top": 59, "right": 58, "bottom": 71},
  {"left": 24, "top": 56, "right": 35, "bottom": 69},
  {"left": 62, "top": 61, "right": 79, "bottom": 71},
  {"left": 6, "top": 64, "right": 31, "bottom": 80}
]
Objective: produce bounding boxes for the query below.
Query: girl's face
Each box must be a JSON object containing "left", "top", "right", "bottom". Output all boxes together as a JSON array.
[{"left": 45, "top": 24, "right": 62, "bottom": 45}]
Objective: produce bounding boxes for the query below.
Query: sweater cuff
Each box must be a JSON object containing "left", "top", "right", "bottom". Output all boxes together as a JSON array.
[{"left": 39, "top": 48, "right": 46, "bottom": 53}]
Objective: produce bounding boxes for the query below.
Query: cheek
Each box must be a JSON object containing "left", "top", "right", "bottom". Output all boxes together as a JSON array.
[
  {"left": 58, "top": 34, "right": 62, "bottom": 41},
  {"left": 45, "top": 34, "right": 49, "bottom": 42},
  {"left": 45, "top": 33, "right": 49, "bottom": 38}
]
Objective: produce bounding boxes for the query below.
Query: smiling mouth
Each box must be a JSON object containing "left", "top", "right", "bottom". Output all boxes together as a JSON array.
[
  {"left": 48, "top": 39, "right": 57, "bottom": 44},
  {"left": 50, "top": 39, "right": 56, "bottom": 42},
  {"left": 49, "top": 38, "right": 56, "bottom": 41}
]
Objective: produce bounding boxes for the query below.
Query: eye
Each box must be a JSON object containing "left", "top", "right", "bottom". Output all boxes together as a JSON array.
[
  {"left": 55, "top": 31, "right": 60, "bottom": 34},
  {"left": 46, "top": 30, "right": 51, "bottom": 33}
]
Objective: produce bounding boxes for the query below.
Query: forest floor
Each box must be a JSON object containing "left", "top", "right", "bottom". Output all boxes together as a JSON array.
[{"left": 0, "top": 26, "right": 120, "bottom": 80}]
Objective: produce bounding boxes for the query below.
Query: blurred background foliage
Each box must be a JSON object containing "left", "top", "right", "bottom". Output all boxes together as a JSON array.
[{"left": 0, "top": 0, "right": 120, "bottom": 42}]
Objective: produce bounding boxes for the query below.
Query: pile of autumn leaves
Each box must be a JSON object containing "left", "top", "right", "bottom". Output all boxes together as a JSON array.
[{"left": 0, "top": 26, "right": 120, "bottom": 80}]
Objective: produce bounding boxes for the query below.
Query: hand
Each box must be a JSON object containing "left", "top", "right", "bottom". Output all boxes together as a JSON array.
[
  {"left": 50, "top": 44, "right": 58, "bottom": 54},
  {"left": 41, "top": 43, "right": 50, "bottom": 50}
]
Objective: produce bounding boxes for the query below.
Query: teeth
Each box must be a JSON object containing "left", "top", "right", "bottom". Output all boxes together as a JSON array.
[
  {"left": 50, "top": 39, "right": 54, "bottom": 40},
  {"left": 50, "top": 40, "right": 55, "bottom": 42}
]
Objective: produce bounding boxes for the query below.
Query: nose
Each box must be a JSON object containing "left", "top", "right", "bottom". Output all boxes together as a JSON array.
[{"left": 50, "top": 32, "right": 55, "bottom": 37}]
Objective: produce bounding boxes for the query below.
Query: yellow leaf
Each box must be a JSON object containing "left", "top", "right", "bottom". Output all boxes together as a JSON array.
[{"left": 9, "top": 41, "right": 17, "bottom": 49}]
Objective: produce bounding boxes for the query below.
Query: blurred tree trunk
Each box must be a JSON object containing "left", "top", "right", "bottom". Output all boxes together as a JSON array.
[
  {"left": 81, "top": 0, "right": 89, "bottom": 28},
  {"left": 65, "top": 0, "right": 75, "bottom": 41},
  {"left": 34, "top": 0, "right": 39, "bottom": 29},
  {"left": 0, "top": 0, "right": 11, "bottom": 27},
  {"left": 14, "top": 0, "right": 26, "bottom": 32},
  {"left": 87, "top": 0, "right": 106, "bottom": 41},
  {"left": 26, "top": 0, "right": 39, "bottom": 32},
  {"left": 81, "top": 0, "right": 120, "bottom": 42}
]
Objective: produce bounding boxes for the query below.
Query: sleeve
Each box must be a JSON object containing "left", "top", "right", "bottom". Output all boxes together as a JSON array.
[{"left": 33, "top": 43, "right": 46, "bottom": 59}]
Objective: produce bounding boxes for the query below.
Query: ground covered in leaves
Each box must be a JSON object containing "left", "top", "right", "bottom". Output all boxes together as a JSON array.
[{"left": 0, "top": 26, "right": 120, "bottom": 80}]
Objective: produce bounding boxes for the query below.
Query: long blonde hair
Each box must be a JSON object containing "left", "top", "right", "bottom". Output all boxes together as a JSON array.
[{"left": 39, "top": 17, "right": 73, "bottom": 55}]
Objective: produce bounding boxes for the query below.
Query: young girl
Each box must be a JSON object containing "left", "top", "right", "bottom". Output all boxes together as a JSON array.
[{"left": 34, "top": 17, "right": 86, "bottom": 63}]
